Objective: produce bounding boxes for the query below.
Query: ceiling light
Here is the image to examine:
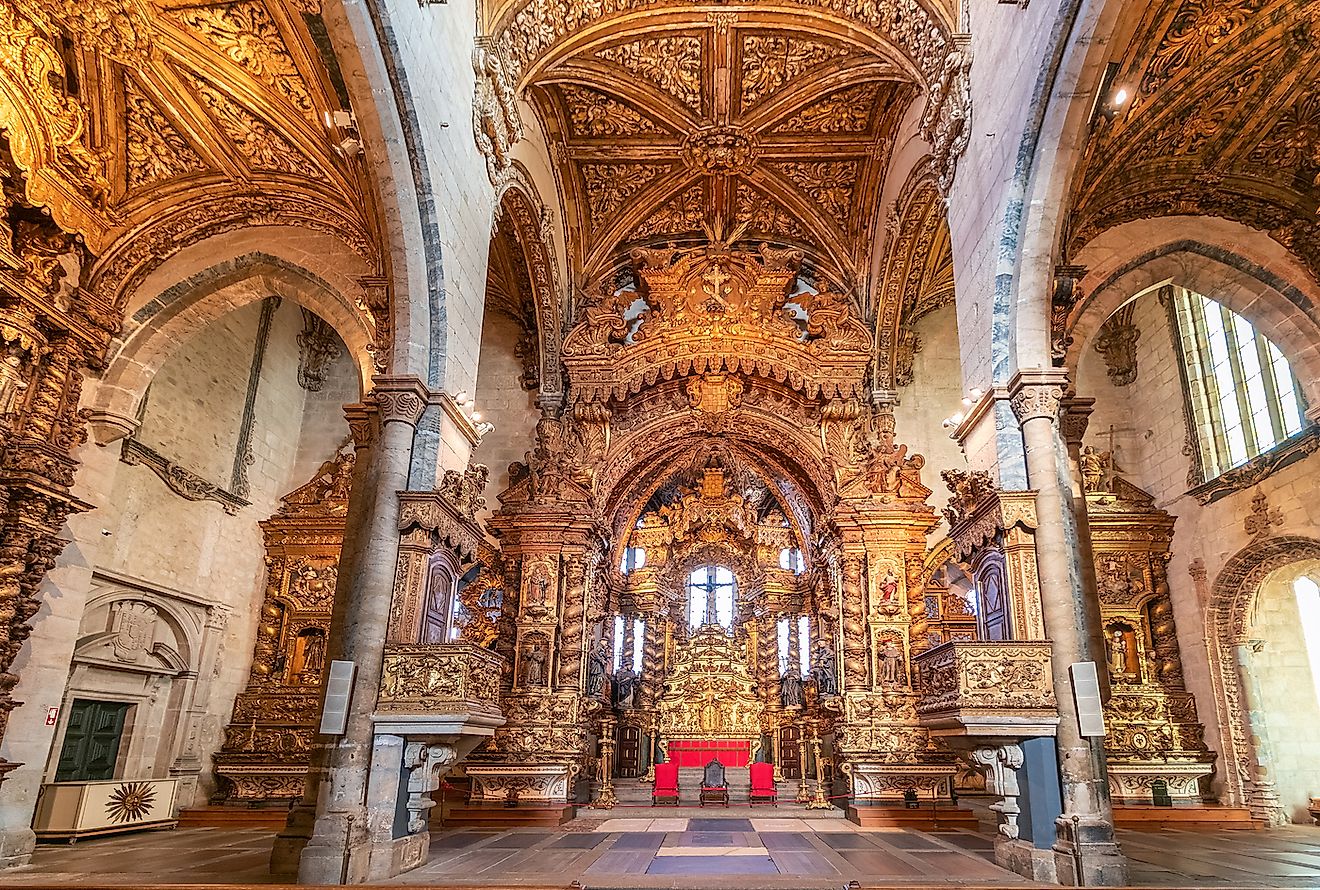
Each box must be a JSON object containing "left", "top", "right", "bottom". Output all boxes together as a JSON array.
[
  {"left": 1111, "top": 88, "right": 1129, "bottom": 107},
  {"left": 471, "top": 411, "right": 482, "bottom": 421},
  {"left": 454, "top": 391, "right": 468, "bottom": 402}
]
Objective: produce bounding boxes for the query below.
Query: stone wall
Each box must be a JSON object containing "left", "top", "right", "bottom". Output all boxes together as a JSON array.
[
  {"left": 893, "top": 303, "right": 969, "bottom": 518},
  {"left": 0, "top": 299, "right": 356, "bottom": 863},
  {"left": 1078, "top": 288, "right": 1320, "bottom": 809},
  {"left": 470, "top": 310, "right": 541, "bottom": 520}
]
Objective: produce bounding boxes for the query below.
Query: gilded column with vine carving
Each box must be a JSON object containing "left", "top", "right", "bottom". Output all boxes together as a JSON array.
[
  {"left": 841, "top": 554, "right": 868, "bottom": 691},
  {"left": 557, "top": 554, "right": 587, "bottom": 689}
]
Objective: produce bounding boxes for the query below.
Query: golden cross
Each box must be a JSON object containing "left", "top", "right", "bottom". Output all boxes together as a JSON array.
[{"left": 702, "top": 264, "right": 729, "bottom": 300}]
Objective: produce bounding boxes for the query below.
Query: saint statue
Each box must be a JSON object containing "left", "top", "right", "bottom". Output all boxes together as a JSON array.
[
  {"left": 1107, "top": 630, "right": 1129, "bottom": 676},
  {"left": 810, "top": 644, "right": 838, "bottom": 697},
  {"left": 614, "top": 665, "right": 638, "bottom": 708},
  {"left": 586, "top": 638, "right": 610, "bottom": 698},
  {"left": 780, "top": 666, "right": 804, "bottom": 709},
  {"left": 520, "top": 639, "right": 547, "bottom": 686},
  {"left": 877, "top": 568, "right": 899, "bottom": 607},
  {"left": 0, "top": 348, "right": 27, "bottom": 417},
  {"left": 301, "top": 632, "right": 325, "bottom": 674},
  {"left": 878, "top": 640, "right": 905, "bottom": 686}
]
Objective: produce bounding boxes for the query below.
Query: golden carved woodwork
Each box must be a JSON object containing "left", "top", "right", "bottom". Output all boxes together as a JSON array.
[
  {"left": 1086, "top": 473, "right": 1214, "bottom": 803},
  {"left": 1067, "top": 0, "right": 1320, "bottom": 283},
  {"left": 658, "top": 625, "right": 763, "bottom": 739},
  {"left": 378, "top": 644, "right": 505, "bottom": 716},
  {"left": 516, "top": 9, "right": 935, "bottom": 290},
  {"left": 563, "top": 243, "right": 871, "bottom": 406},
  {"left": 212, "top": 452, "right": 353, "bottom": 804},
  {"left": 0, "top": 0, "right": 381, "bottom": 339}
]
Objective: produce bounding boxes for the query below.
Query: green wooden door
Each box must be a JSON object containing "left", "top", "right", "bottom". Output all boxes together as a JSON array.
[{"left": 55, "top": 699, "right": 129, "bottom": 782}]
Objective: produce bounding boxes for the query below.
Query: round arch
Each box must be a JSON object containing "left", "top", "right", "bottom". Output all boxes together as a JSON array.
[
  {"left": 1066, "top": 217, "right": 1320, "bottom": 407},
  {"left": 1206, "top": 535, "right": 1320, "bottom": 813},
  {"left": 88, "top": 245, "right": 374, "bottom": 433}
]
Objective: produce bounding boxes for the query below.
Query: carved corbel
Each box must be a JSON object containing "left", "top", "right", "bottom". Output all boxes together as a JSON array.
[{"left": 969, "top": 743, "right": 1025, "bottom": 838}]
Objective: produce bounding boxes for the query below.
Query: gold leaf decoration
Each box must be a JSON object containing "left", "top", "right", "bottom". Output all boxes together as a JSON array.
[
  {"left": 561, "top": 85, "right": 665, "bottom": 137},
  {"left": 580, "top": 163, "right": 669, "bottom": 226},
  {"left": 775, "top": 160, "right": 857, "bottom": 222},
  {"left": 629, "top": 183, "right": 706, "bottom": 240},
  {"left": 171, "top": 1, "right": 315, "bottom": 118},
  {"left": 740, "top": 34, "right": 849, "bottom": 111},
  {"left": 596, "top": 36, "right": 702, "bottom": 112},
  {"left": 184, "top": 72, "right": 319, "bottom": 178},
  {"left": 124, "top": 77, "right": 205, "bottom": 189},
  {"left": 734, "top": 182, "right": 808, "bottom": 242},
  {"left": 105, "top": 781, "right": 156, "bottom": 823},
  {"left": 776, "top": 82, "right": 880, "bottom": 134}
]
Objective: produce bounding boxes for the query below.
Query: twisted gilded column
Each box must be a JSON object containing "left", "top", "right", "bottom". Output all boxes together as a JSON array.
[
  {"left": 557, "top": 555, "right": 588, "bottom": 690},
  {"left": 840, "top": 554, "right": 868, "bottom": 691},
  {"left": 1009, "top": 369, "right": 1125, "bottom": 886},
  {"left": 273, "top": 377, "right": 427, "bottom": 884}
]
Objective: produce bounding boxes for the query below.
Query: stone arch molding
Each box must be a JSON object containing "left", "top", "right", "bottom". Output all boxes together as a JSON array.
[
  {"left": 1068, "top": 222, "right": 1320, "bottom": 408},
  {"left": 87, "top": 251, "right": 374, "bottom": 443},
  {"left": 1205, "top": 535, "right": 1320, "bottom": 812},
  {"left": 492, "top": 170, "right": 566, "bottom": 403}
]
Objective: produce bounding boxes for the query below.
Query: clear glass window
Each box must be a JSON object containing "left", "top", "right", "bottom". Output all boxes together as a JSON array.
[
  {"left": 688, "top": 565, "right": 735, "bottom": 631},
  {"left": 1171, "top": 286, "right": 1307, "bottom": 480}
]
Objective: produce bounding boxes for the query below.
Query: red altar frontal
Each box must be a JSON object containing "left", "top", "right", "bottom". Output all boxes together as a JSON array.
[{"left": 668, "top": 739, "right": 750, "bottom": 767}]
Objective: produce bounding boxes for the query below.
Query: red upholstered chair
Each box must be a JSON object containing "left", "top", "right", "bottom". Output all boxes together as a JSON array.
[
  {"left": 749, "top": 762, "right": 777, "bottom": 807},
  {"left": 652, "top": 762, "right": 679, "bottom": 806}
]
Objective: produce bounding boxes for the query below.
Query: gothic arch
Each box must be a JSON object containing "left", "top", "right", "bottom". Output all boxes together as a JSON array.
[
  {"left": 491, "top": 172, "right": 566, "bottom": 402},
  {"left": 1066, "top": 219, "right": 1320, "bottom": 406},
  {"left": 88, "top": 250, "right": 373, "bottom": 434},
  {"left": 1205, "top": 535, "right": 1320, "bottom": 808}
]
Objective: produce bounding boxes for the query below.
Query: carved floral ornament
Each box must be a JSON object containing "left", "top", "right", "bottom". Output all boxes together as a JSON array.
[
  {"left": 0, "top": 0, "right": 376, "bottom": 316},
  {"left": 507, "top": 8, "right": 964, "bottom": 291},
  {"left": 562, "top": 243, "right": 871, "bottom": 404},
  {"left": 1067, "top": 0, "right": 1320, "bottom": 280}
]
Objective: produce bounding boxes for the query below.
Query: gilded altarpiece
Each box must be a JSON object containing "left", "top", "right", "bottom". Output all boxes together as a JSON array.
[
  {"left": 470, "top": 242, "right": 975, "bottom": 809},
  {"left": 212, "top": 453, "right": 353, "bottom": 803},
  {"left": 1086, "top": 475, "right": 1214, "bottom": 804}
]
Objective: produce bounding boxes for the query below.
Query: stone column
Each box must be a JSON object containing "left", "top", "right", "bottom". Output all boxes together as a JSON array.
[
  {"left": 1009, "top": 369, "right": 1126, "bottom": 886},
  {"left": 1059, "top": 395, "right": 1110, "bottom": 702},
  {"left": 272, "top": 376, "right": 426, "bottom": 884},
  {"left": 1233, "top": 641, "right": 1286, "bottom": 825}
]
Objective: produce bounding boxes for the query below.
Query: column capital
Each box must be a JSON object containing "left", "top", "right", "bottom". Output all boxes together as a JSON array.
[
  {"left": 1008, "top": 368, "right": 1070, "bottom": 424},
  {"left": 371, "top": 375, "right": 429, "bottom": 428},
  {"left": 1059, "top": 395, "right": 1096, "bottom": 447},
  {"left": 343, "top": 402, "right": 379, "bottom": 449}
]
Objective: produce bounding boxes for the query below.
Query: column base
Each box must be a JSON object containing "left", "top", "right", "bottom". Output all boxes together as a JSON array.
[
  {"left": 269, "top": 802, "right": 314, "bottom": 877},
  {"left": 994, "top": 837, "right": 1056, "bottom": 883},
  {"left": 1247, "top": 781, "right": 1288, "bottom": 826},
  {"left": 293, "top": 808, "right": 371, "bottom": 885},
  {"left": 0, "top": 826, "right": 35, "bottom": 870},
  {"left": 1052, "top": 816, "right": 1128, "bottom": 887}
]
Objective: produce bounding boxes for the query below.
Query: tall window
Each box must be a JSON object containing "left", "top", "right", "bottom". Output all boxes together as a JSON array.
[
  {"left": 1294, "top": 576, "right": 1320, "bottom": 716},
  {"left": 687, "top": 565, "right": 735, "bottom": 631},
  {"left": 1170, "top": 286, "right": 1306, "bottom": 479},
  {"left": 620, "top": 546, "right": 646, "bottom": 574},
  {"left": 611, "top": 614, "right": 645, "bottom": 672},
  {"left": 777, "top": 615, "right": 810, "bottom": 676}
]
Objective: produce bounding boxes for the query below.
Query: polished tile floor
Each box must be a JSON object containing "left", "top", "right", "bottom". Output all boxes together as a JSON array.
[{"left": 7, "top": 817, "right": 1320, "bottom": 886}]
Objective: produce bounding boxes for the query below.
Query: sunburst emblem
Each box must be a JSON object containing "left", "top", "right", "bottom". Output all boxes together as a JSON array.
[{"left": 105, "top": 782, "right": 156, "bottom": 824}]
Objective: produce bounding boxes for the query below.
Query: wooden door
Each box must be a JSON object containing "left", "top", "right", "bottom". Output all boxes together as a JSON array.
[
  {"left": 617, "top": 725, "right": 642, "bottom": 778},
  {"left": 56, "top": 699, "right": 129, "bottom": 782},
  {"left": 779, "top": 726, "right": 802, "bottom": 779}
]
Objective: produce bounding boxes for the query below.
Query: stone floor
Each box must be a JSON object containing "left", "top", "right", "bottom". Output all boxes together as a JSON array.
[{"left": 6, "top": 814, "right": 1320, "bottom": 887}]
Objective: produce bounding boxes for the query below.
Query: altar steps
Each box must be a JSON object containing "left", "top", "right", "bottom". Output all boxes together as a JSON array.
[
  {"left": 847, "top": 802, "right": 981, "bottom": 831},
  {"left": 613, "top": 768, "right": 809, "bottom": 808},
  {"left": 1113, "top": 804, "right": 1264, "bottom": 830},
  {"left": 440, "top": 802, "right": 576, "bottom": 829}
]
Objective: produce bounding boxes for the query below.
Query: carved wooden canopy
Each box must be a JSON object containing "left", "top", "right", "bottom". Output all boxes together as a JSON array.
[
  {"left": 1069, "top": 0, "right": 1320, "bottom": 280},
  {"left": 511, "top": 9, "right": 936, "bottom": 289},
  {"left": 562, "top": 242, "right": 871, "bottom": 404}
]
